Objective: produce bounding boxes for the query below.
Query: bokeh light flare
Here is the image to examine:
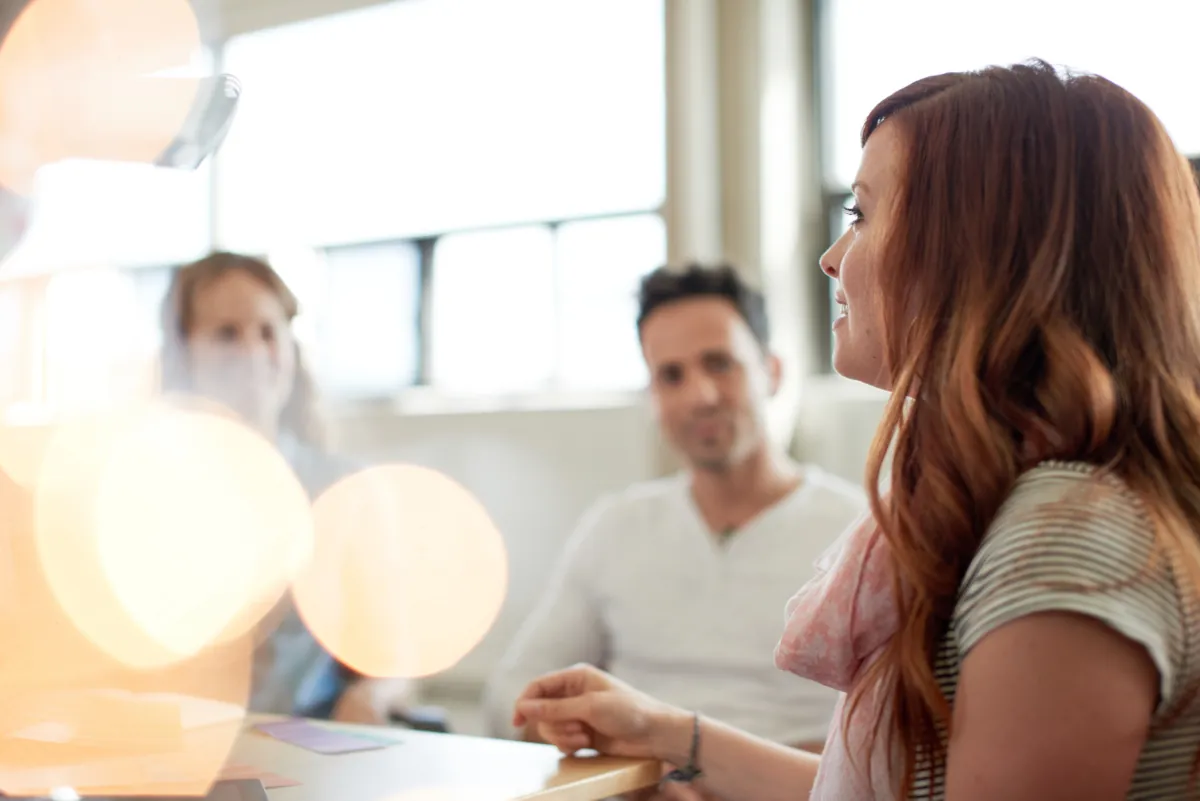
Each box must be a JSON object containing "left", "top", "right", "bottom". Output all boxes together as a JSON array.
[{"left": 294, "top": 465, "right": 508, "bottom": 679}]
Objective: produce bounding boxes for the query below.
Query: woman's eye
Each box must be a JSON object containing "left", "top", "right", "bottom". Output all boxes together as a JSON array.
[{"left": 843, "top": 203, "right": 864, "bottom": 226}]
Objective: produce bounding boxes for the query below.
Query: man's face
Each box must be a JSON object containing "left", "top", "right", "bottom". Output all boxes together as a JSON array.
[{"left": 641, "top": 296, "right": 779, "bottom": 472}]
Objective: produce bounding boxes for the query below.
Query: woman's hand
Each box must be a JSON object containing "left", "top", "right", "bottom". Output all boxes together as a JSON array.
[
  {"left": 513, "top": 664, "right": 691, "bottom": 762},
  {"left": 518, "top": 664, "right": 822, "bottom": 801}
]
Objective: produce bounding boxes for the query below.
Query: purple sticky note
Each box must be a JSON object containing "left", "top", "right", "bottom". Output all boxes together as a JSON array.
[{"left": 254, "top": 719, "right": 389, "bottom": 755}]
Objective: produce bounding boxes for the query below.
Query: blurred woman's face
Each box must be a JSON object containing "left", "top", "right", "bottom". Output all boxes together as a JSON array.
[{"left": 186, "top": 269, "right": 297, "bottom": 437}]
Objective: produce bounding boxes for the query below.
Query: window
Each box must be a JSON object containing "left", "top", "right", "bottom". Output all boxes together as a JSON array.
[
  {"left": 266, "top": 246, "right": 328, "bottom": 352},
  {"left": 216, "top": 0, "right": 666, "bottom": 252},
  {"left": 556, "top": 214, "right": 666, "bottom": 391},
  {"left": 318, "top": 243, "right": 422, "bottom": 397},
  {"left": 821, "top": 0, "right": 1200, "bottom": 188},
  {"left": 815, "top": 0, "right": 1200, "bottom": 364},
  {"left": 429, "top": 226, "right": 556, "bottom": 393},
  {"left": 0, "top": 0, "right": 668, "bottom": 418},
  {"left": 210, "top": 0, "right": 667, "bottom": 398}
]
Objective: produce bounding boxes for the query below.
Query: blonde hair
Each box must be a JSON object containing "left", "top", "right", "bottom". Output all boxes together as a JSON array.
[{"left": 160, "top": 251, "right": 326, "bottom": 446}]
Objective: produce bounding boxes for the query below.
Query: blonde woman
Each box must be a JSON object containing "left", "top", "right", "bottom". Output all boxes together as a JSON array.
[{"left": 162, "top": 251, "right": 413, "bottom": 726}]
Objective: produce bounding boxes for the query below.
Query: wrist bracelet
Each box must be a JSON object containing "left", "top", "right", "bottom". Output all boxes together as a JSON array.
[{"left": 661, "top": 712, "right": 702, "bottom": 784}]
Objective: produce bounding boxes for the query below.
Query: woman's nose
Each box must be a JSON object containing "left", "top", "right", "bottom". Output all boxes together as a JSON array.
[{"left": 819, "top": 239, "right": 843, "bottom": 280}]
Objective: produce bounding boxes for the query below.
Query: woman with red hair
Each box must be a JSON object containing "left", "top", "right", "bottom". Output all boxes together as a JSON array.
[{"left": 513, "top": 60, "right": 1200, "bottom": 800}]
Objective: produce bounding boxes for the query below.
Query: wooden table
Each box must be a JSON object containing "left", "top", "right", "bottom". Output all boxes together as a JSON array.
[{"left": 233, "top": 718, "right": 660, "bottom": 801}]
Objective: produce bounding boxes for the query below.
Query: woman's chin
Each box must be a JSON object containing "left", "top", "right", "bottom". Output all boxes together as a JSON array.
[
  {"left": 832, "top": 347, "right": 889, "bottom": 392},
  {"left": 830, "top": 342, "right": 861, "bottom": 382}
]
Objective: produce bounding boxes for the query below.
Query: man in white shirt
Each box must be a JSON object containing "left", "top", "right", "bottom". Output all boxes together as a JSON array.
[{"left": 483, "top": 264, "right": 866, "bottom": 751}]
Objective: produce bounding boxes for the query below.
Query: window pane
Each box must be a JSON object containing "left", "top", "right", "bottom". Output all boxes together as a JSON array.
[
  {"left": 318, "top": 243, "right": 421, "bottom": 397},
  {"left": 266, "top": 246, "right": 328, "bottom": 351},
  {"left": 556, "top": 214, "right": 666, "bottom": 391},
  {"left": 430, "top": 226, "right": 555, "bottom": 393},
  {"left": 822, "top": 1, "right": 1200, "bottom": 187},
  {"left": 4, "top": 161, "right": 211, "bottom": 274},
  {"left": 216, "top": 0, "right": 665, "bottom": 251}
]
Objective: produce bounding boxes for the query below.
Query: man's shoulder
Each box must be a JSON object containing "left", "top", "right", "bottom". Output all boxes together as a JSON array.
[
  {"left": 584, "top": 473, "right": 688, "bottom": 522},
  {"left": 553, "top": 476, "right": 688, "bottom": 572}
]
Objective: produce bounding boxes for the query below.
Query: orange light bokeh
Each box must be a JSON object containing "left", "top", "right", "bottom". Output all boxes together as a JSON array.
[
  {"left": 0, "top": 0, "right": 202, "bottom": 192},
  {"left": 0, "top": 436, "right": 254, "bottom": 796},
  {"left": 34, "top": 402, "right": 314, "bottom": 670},
  {"left": 0, "top": 422, "right": 54, "bottom": 488},
  {"left": 293, "top": 465, "right": 509, "bottom": 679}
]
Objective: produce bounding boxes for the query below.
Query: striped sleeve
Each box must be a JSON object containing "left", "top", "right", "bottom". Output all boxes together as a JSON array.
[{"left": 955, "top": 464, "right": 1183, "bottom": 708}]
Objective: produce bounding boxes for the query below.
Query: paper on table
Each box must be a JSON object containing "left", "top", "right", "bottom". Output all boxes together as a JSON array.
[{"left": 253, "top": 719, "right": 396, "bottom": 755}]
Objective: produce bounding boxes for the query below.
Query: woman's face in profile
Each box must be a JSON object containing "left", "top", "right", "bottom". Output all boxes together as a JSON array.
[
  {"left": 185, "top": 269, "right": 297, "bottom": 437},
  {"left": 819, "top": 120, "right": 904, "bottom": 391}
]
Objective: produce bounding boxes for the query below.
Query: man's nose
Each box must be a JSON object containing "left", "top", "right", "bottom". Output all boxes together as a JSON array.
[{"left": 682, "top": 372, "right": 721, "bottom": 407}]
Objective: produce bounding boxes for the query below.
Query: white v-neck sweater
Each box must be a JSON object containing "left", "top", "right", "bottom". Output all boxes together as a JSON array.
[{"left": 483, "top": 467, "right": 867, "bottom": 745}]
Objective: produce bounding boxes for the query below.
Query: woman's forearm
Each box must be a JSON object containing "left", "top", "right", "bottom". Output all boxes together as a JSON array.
[{"left": 650, "top": 708, "right": 820, "bottom": 801}]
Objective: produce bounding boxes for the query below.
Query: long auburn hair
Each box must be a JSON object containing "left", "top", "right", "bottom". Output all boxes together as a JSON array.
[
  {"left": 160, "top": 251, "right": 326, "bottom": 447},
  {"left": 847, "top": 60, "right": 1200, "bottom": 794}
]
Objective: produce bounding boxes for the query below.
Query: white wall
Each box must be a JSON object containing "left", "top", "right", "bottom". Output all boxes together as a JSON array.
[{"left": 792, "top": 375, "right": 889, "bottom": 486}]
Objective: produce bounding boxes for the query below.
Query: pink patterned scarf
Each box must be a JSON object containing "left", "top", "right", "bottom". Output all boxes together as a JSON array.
[{"left": 774, "top": 509, "right": 900, "bottom": 800}]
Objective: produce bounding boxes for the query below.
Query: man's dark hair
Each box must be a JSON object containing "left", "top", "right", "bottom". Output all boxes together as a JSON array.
[{"left": 636, "top": 263, "right": 770, "bottom": 347}]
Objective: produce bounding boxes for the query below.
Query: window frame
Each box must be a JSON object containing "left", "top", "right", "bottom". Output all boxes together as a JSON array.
[{"left": 301, "top": 207, "right": 664, "bottom": 399}]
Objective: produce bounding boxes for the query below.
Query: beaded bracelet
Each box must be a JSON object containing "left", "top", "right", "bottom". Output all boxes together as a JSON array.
[{"left": 661, "top": 712, "right": 703, "bottom": 785}]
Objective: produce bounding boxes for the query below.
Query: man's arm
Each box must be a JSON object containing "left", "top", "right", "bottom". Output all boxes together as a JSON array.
[{"left": 482, "top": 504, "right": 613, "bottom": 739}]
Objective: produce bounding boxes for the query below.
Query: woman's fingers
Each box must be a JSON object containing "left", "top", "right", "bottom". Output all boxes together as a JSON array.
[
  {"left": 538, "top": 722, "right": 593, "bottom": 754},
  {"left": 513, "top": 666, "right": 594, "bottom": 726},
  {"left": 516, "top": 693, "right": 592, "bottom": 726}
]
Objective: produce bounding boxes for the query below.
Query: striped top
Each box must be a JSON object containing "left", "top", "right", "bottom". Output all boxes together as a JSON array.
[{"left": 910, "top": 461, "right": 1200, "bottom": 800}]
